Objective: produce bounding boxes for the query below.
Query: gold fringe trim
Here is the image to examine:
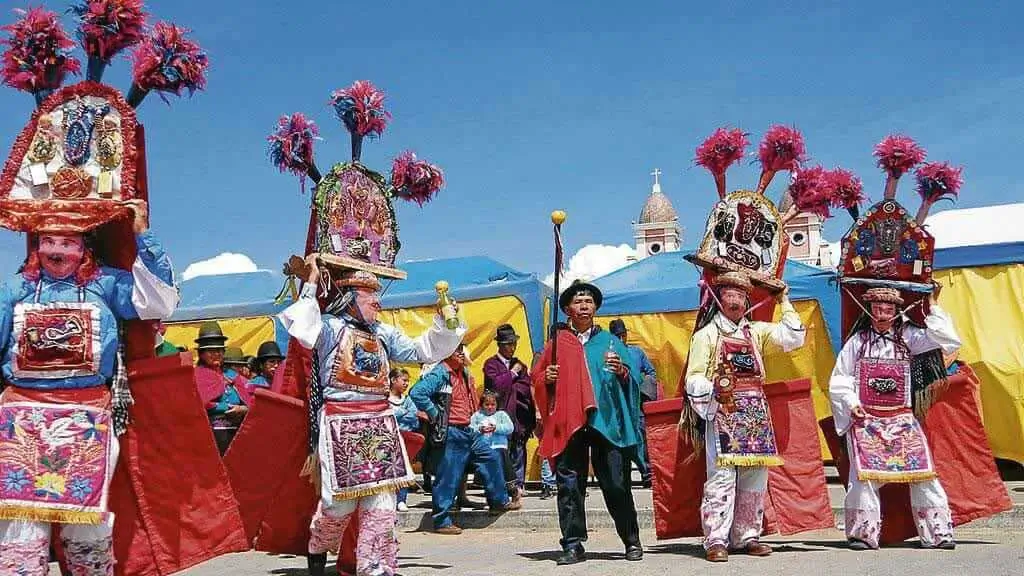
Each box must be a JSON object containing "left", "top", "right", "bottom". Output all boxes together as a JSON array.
[
  {"left": 857, "top": 470, "right": 937, "bottom": 483},
  {"left": 0, "top": 505, "right": 103, "bottom": 525},
  {"left": 331, "top": 478, "right": 417, "bottom": 502},
  {"left": 717, "top": 454, "right": 785, "bottom": 468}
]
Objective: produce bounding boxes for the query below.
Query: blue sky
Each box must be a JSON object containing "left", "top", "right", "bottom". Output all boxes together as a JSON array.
[{"left": 0, "top": 0, "right": 1021, "bottom": 281}]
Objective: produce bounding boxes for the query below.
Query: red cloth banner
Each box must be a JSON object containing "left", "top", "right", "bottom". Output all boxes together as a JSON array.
[{"left": 646, "top": 378, "right": 832, "bottom": 540}]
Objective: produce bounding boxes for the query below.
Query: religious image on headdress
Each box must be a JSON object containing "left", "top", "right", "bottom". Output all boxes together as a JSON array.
[
  {"left": 0, "top": 3, "right": 208, "bottom": 234},
  {"left": 268, "top": 80, "right": 445, "bottom": 284}
]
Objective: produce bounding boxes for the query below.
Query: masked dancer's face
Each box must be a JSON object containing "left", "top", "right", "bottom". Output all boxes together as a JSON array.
[
  {"left": 870, "top": 302, "right": 897, "bottom": 333},
  {"left": 38, "top": 234, "right": 85, "bottom": 280},
  {"left": 720, "top": 287, "right": 748, "bottom": 323},
  {"left": 352, "top": 288, "right": 382, "bottom": 324}
]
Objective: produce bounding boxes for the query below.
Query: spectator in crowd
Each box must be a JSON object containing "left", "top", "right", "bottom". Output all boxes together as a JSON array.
[
  {"left": 483, "top": 324, "right": 536, "bottom": 495},
  {"left": 389, "top": 367, "right": 424, "bottom": 512},
  {"left": 410, "top": 344, "right": 521, "bottom": 534},
  {"left": 249, "top": 341, "right": 285, "bottom": 389},
  {"left": 193, "top": 323, "right": 251, "bottom": 455},
  {"left": 609, "top": 319, "right": 658, "bottom": 487},
  {"left": 471, "top": 390, "right": 519, "bottom": 502},
  {"left": 154, "top": 320, "right": 185, "bottom": 357}
]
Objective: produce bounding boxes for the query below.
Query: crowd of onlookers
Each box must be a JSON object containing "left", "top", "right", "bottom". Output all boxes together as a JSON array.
[{"left": 163, "top": 318, "right": 659, "bottom": 515}]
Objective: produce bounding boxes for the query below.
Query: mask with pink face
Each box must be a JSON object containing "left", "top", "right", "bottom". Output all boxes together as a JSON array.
[
  {"left": 38, "top": 234, "right": 85, "bottom": 280},
  {"left": 352, "top": 288, "right": 382, "bottom": 324}
]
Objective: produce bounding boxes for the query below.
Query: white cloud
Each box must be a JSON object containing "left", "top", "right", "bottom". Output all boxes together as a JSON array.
[
  {"left": 182, "top": 252, "right": 260, "bottom": 281},
  {"left": 543, "top": 243, "right": 635, "bottom": 287}
]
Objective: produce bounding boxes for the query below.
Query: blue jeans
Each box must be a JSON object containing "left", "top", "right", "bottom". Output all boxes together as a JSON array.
[
  {"left": 397, "top": 487, "right": 408, "bottom": 504},
  {"left": 432, "top": 426, "right": 509, "bottom": 528},
  {"left": 540, "top": 456, "right": 556, "bottom": 487}
]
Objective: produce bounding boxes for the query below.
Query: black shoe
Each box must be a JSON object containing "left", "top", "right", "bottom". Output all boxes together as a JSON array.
[
  {"left": 556, "top": 546, "right": 586, "bottom": 566},
  {"left": 307, "top": 553, "right": 327, "bottom": 576},
  {"left": 540, "top": 485, "right": 554, "bottom": 500},
  {"left": 936, "top": 540, "right": 956, "bottom": 550},
  {"left": 848, "top": 539, "right": 871, "bottom": 551},
  {"left": 625, "top": 545, "right": 643, "bottom": 561}
]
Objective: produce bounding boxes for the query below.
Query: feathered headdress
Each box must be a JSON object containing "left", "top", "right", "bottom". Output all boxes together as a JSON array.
[
  {"left": 69, "top": 0, "right": 148, "bottom": 82},
  {"left": 914, "top": 161, "right": 963, "bottom": 223},
  {"left": 694, "top": 127, "right": 748, "bottom": 199},
  {"left": 127, "top": 22, "right": 208, "bottom": 108},
  {"left": 1, "top": 7, "right": 81, "bottom": 104},
  {"left": 873, "top": 135, "right": 926, "bottom": 201}
]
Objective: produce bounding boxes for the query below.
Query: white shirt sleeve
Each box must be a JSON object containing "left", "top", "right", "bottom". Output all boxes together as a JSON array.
[
  {"left": 684, "top": 327, "right": 719, "bottom": 422},
  {"left": 130, "top": 257, "right": 179, "bottom": 320},
  {"left": 766, "top": 297, "right": 806, "bottom": 353},
  {"left": 828, "top": 337, "right": 861, "bottom": 436},
  {"left": 278, "top": 283, "right": 324, "bottom": 350},
  {"left": 904, "top": 304, "right": 962, "bottom": 356},
  {"left": 377, "top": 315, "right": 467, "bottom": 365}
]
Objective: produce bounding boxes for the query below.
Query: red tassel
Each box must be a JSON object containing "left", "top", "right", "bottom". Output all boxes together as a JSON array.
[
  {"left": 756, "top": 125, "right": 806, "bottom": 194},
  {"left": 695, "top": 127, "right": 748, "bottom": 199}
]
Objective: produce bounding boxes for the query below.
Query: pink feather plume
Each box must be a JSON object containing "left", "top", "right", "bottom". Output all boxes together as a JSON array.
[
  {"left": 759, "top": 125, "right": 806, "bottom": 174},
  {"left": 826, "top": 167, "right": 866, "bottom": 211},
  {"left": 915, "top": 161, "right": 963, "bottom": 204},
  {"left": 695, "top": 127, "right": 748, "bottom": 198},
  {"left": 391, "top": 151, "right": 444, "bottom": 206},
  {"left": 71, "top": 0, "right": 148, "bottom": 63},
  {"left": 130, "top": 22, "right": 208, "bottom": 98},
  {"left": 330, "top": 80, "right": 390, "bottom": 138},
  {"left": 268, "top": 113, "right": 320, "bottom": 191},
  {"left": 1, "top": 7, "right": 81, "bottom": 94},
  {"left": 789, "top": 166, "right": 832, "bottom": 219},
  {"left": 873, "top": 135, "right": 926, "bottom": 178}
]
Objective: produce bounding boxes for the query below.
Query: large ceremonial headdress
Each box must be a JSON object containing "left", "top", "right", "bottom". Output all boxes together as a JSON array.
[
  {"left": 268, "top": 80, "right": 444, "bottom": 282},
  {"left": 686, "top": 125, "right": 863, "bottom": 292},
  {"left": 835, "top": 134, "right": 963, "bottom": 333},
  {"left": 0, "top": 3, "right": 208, "bottom": 234}
]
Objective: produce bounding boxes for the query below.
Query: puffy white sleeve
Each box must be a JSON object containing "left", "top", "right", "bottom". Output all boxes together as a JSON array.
[
  {"left": 377, "top": 315, "right": 468, "bottom": 365},
  {"left": 828, "top": 337, "right": 861, "bottom": 436},
  {"left": 905, "top": 304, "right": 962, "bottom": 356},
  {"left": 278, "top": 283, "right": 325, "bottom": 350},
  {"left": 765, "top": 297, "right": 806, "bottom": 353},
  {"left": 684, "top": 327, "right": 719, "bottom": 422}
]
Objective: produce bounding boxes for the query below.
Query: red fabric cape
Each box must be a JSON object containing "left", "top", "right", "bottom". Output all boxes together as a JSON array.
[
  {"left": 819, "top": 363, "right": 1011, "bottom": 544},
  {"left": 530, "top": 331, "right": 597, "bottom": 460},
  {"left": 646, "top": 378, "right": 834, "bottom": 540},
  {"left": 194, "top": 365, "right": 253, "bottom": 406},
  {"left": 104, "top": 353, "right": 248, "bottom": 575}
]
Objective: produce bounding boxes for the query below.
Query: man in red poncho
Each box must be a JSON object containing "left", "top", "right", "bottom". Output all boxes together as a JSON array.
[{"left": 533, "top": 281, "right": 643, "bottom": 566}]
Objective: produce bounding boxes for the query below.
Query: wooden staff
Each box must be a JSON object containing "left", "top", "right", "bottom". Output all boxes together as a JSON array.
[{"left": 548, "top": 210, "right": 566, "bottom": 413}]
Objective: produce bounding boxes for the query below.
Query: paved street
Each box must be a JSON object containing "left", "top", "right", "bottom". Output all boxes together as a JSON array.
[{"left": 127, "top": 527, "right": 1023, "bottom": 576}]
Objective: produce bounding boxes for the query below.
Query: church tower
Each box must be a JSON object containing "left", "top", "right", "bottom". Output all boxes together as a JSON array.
[
  {"left": 778, "top": 188, "right": 833, "bottom": 267},
  {"left": 632, "top": 169, "right": 682, "bottom": 260}
]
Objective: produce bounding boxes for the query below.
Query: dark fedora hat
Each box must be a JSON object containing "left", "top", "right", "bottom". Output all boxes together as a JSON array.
[
  {"left": 256, "top": 341, "right": 285, "bottom": 362},
  {"left": 558, "top": 280, "right": 603, "bottom": 312},
  {"left": 223, "top": 347, "right": 248, "bottom": 366},
  {"left": 194, "top": 321, "right": 228, "bottom": 350},
  {"left": 494, "top": 324, "right": 520, "bottom": 344}
]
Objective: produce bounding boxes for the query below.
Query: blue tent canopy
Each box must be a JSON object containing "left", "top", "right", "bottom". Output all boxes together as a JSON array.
[
  {"left": 932, "top": 241, "right": 1024, "bottom": 270},
  {"left": 171, "top": 256, "right": 551, "bottom": 353},
  {"left": 590, "top": 251, "right": 842, "bottom": 351}
]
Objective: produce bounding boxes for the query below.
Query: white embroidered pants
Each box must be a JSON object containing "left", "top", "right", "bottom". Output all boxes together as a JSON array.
[
  {"left": 0, "top": 440, "right": 118, "bottom": 576},
  {"left": 699, "top": 427, "right": 769, "bottom": 550},
  {"left": 308, "top": 491, "right": 398, "bottom": 576},
  {"left": 843, "top": 437, "right": 953, "bottom": 548}
]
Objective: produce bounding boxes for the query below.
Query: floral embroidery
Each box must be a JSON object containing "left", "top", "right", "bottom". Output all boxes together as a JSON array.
[
  {"left": 700, "top": 483, "right": 734, "bottom": 548},
  {"left": 0, "top": 536, "right": 50, "bottom": 576},
  {"left": 845, "top": 508, "right": 881, "bottom": 549},
  {"left": 714, "top": 390, "right": 780, "bottom": 463},
  {"left": 357, "top": 508, "right": 399, "bottom": 576},
  {"left": 34, "top": 471, "right": 67, "bottom": 498},
  {"left": 2, "top": 468, "right": 30, "bottom": 493},
  {"left": 0, "top": 402, "right": 113, "bottom": 522},
  {"left": 62, "top": 536, "right": 114, "bottom": 576},
  {"left": 913, "top": 506, "right": 954, "bottom": 547},
  {"left": 308, "top": 508, "right": 352, "bottom": 554},
  {"left": 851, "top": 412, "right": 935, "bottom": 482},
  {"left": 325, "top": 410, "right": 411, "bottom": 499},
  {"left": 730, "top": 489, "right": 765, "bottom": 546}
]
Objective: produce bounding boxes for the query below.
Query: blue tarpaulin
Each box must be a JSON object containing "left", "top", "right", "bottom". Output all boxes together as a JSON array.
[
  {"left": 590, "top": 251, "right": 843, "bottom": 351},
  {"left": 170, "top": 256, "right": 551, "bottom": 353}
]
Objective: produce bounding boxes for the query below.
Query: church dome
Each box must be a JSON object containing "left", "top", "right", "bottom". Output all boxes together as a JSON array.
[{"left": 639, "top": 181, "right": 678, "bottom": 224}]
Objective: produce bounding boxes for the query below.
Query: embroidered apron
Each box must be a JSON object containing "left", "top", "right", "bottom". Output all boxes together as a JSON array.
[
  {"left": 319, "top": 327, "right": 412, "bottom": 501},
  {"left": 849, "top": 357, "right": 936, "bottom": 483},
  {"left": 0, "top": 284, "right": 115, "bottom": 524},
  {"left": 712, "top": 328, "right": 783, "bottom": 467}
]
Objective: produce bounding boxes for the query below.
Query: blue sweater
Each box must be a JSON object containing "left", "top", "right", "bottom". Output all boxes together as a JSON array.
[{"left": 469, "top": 409, "right": 514, "bottom": 449}]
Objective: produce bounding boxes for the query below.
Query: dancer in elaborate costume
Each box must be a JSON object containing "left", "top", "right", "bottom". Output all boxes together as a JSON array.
[
  {"left": 827, "top": 135, "right": 1011, "bottom": 549},
  {"left": 684, "top": 273, "right": 805, "bottom": 561},
  {"left": 264, "top": 79, "right": 452, "bottom": 576},
  {"left": 646, "top": 126, "right": 835, "bottom": 562}
]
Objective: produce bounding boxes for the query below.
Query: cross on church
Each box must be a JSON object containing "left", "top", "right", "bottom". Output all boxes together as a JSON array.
[{"left": 651, "top": 168, "right": 661, "bottom": 186}]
